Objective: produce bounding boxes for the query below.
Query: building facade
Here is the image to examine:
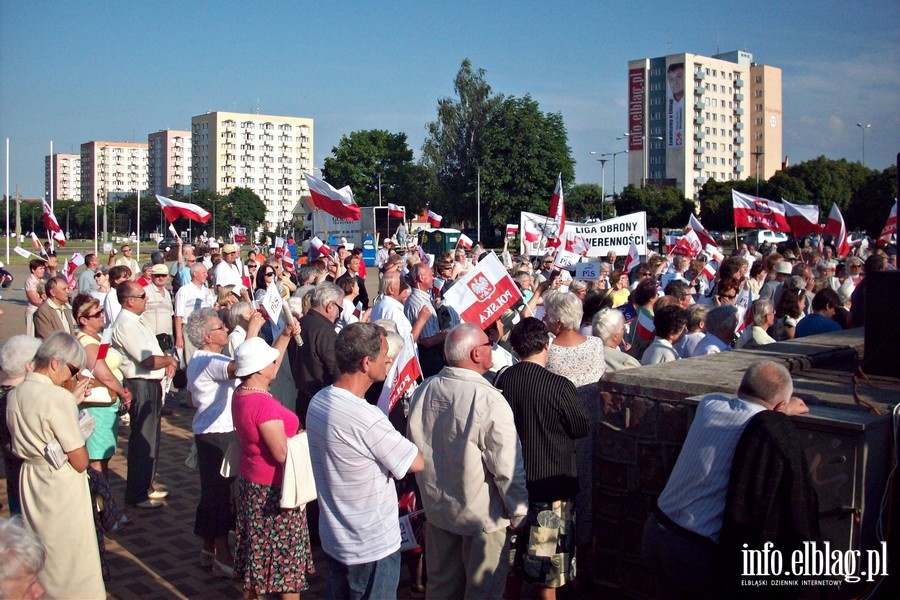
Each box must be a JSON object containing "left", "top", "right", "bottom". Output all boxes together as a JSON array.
[
  {"left": 626, "top": 50, "right": 782, "bottom": 201},
  {"left": 190, "top": 111, "right": 314, "bottom": 232},
  {"left": 80, "top": 141, "right": 149, "bottom": 205},
  {"left": 45, "top": 153, "right": 81, "bottom": 201},
  {"left": 148, "top": 129, "right": 192, "bottom": 197}
]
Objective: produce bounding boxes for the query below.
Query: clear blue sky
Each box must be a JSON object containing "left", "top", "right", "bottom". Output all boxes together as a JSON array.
[{"left": 1, "top": 0, "right": 897, "bottom": 199}]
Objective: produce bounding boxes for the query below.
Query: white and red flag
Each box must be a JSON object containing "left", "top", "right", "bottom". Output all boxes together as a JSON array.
[
  {"left": 505, "top": 224, "right": 519, "bottom": 239},
  {"left": 309, "top": 236, "right": 330, "bottom": 257},
  {"left": 701, "top": 245, "right": 724, "bottom": 280},
  {"left": 30, "top": 232, "right": 44, "bottom": 253},
  {"left": 622, "top": 241, "right": 641, "bottom": 275},
  {"left": 635, "top": 310, "right": 655, "bottom": 342},
  {"left": 457, "top": 233, "right": 474, "bottom": 249},
  {"left": 546, "top": 173, "right": 566, "bottom": 248},
  {"left": 441, "top": 253, "right": 523, "bottom": 328},
  {"left": 878, "top": 200, "right": 897, "bottom": 245},
  {"left": 231, "top": 226, "right": 248, "bottom": 245},
  {"left": 732, "top": 190, "right": 790, "bottom": 232},
  {"left": 782, "top": 199, "right": 821, "bottom": 238},
  {"left": 41, "top": 200, "right": 66, "bottom": 246},
  {"left": 565, "top": 233, "right": 590, "bottom": 257},
  {"left": 64, "top": 253, "right": 84, "bottom": 290},
  {"left": 95, "top": 328, "right": 113, "bottom": 362},
  {"left": 427, "top": 210, "right": 442, "bottom": 228},
  {"left": 686, "top": 214, "right": 718, "bottom": 250},
  {"left": 156, "top": 195, "right": 211, "bottom": 224},
  {"left": 669, "top": 229, "right": 702, "bottom": 258},
  {"left": 377, "top": 336, "right": 423, "bottom": 416},
  {"left": 824, "top": 203, "right": 850, "bottom": 258},
  {"left": 387, "top": 203, "right": 405, "bottom": 219},
  {"left": 303, "top": 172, "right": 360, "bottom": 221}
]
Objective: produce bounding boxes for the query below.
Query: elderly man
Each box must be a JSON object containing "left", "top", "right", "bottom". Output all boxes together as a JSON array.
[
  {"left": 691, "top": 305, "right": 738, "bottom": 356},
  {"left": 375, "top": 238, "right": 394, "bottom": 272},
  {"left": 293, "top": 282, "right": 343, "bottom": 424},
  {"left": 758, "top": 261, "right": 792, "bottom": 305},
  {"left": 173, "top": 262, "right": 216, "bottom": 364},
  {"left": 33, "top": 276, "right": 76, "bottom": 339},
  {"left": 404, "top": 262, "right": 447, "bottom": 377},
  {"left": 108, "top": 243, "right": 139, "bottom": 280},
  {"left": 369, "top": 271, "right": 429, "bottom": 343},
  {"left": 408, "top": 323, "right": 528, "bottom": 600},
  {"left": 213, "top": 244, "right": 250, "bottom": 302},
  {"left": 643, "top": 361, "right": 817, "bottom": 598},
  {"left": 495, "top": 318, "right": 590, "bottom": 597},
  {"left": 111, "top": 282, "right": 178, "bottom": 508},
  {"left": 77, "top": 253, "right": 100, "bottom": 294},
  {"left": 307, "top": 323, "right": 425, "bottom": 599}
]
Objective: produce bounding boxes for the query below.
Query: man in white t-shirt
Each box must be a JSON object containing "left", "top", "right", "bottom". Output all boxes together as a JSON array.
[
  {"left": 306, "top": 323, "right": 424, "bottom": 599},
  {"left": 174, "top": 262, "right": 216, "bottom": 364},
  {"left": 213, "top": 244, "right": 250, "bottom": 302}
]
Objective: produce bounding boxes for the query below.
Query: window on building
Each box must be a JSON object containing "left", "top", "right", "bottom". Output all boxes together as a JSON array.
[
  {"left": 755, "top": 118, "right": 763, "bottom": 126},
  {"left": 755, "top": 75, "right": 762, "bottom": 84},
  {"left": 754, "top": 90, "right": 763, "bottom": 98}
]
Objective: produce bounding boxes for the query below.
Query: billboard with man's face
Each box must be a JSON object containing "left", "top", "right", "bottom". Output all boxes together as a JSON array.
[{"left": 666, "top": 62, "right": 685, "bottom": 149}]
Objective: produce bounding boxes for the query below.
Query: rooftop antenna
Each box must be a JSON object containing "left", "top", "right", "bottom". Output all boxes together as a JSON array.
[
  {"left": 256, "top": 99, "right": 260, "bottom": 114},
  {"left": 716, "top": 31, "right": 720, "bottom": 56}
]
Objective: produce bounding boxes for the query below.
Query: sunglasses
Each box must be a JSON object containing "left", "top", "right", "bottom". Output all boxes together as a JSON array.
[
  {"left": 94, "top": 272, "right": 104, "bottom": 278},
  {"left": 265, "top": 271, "right": 276, "bottom": 277},
  {"left": 66, "top": 363, "right": 80, "bottom": 378},
  {"left": 85, "top": 310, "right": 104, "bottom": 319},
  {"left": 127, "top": 293, "right": 147, "bottom": 300},
  {"left": 719, "top": 293, "right": 737, "bottom": 300}
]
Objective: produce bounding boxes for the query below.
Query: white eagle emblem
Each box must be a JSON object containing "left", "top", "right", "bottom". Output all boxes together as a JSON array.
[{"left": 467, "top": 274, "right": 495, "bottom": 302}]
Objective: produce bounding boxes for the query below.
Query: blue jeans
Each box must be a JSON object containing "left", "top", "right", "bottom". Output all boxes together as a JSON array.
[{"left": 326, "top": 550, "right": 401, "bottom": 600}]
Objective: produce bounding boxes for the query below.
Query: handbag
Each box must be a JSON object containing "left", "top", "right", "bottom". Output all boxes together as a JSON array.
[
  {"left": 280, "top": 432, "right": 317, "bottom": 509},
  {"left": 219, "top": 437, "right": 241, "bottom": 477}
]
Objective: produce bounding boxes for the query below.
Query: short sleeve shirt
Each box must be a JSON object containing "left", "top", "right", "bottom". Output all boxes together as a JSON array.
[
  {"left": 186, "top": 350, "right": 236, "bottom": 434},
  {"left": 232, "top": 390, "right": 299, "bottom": 485}
]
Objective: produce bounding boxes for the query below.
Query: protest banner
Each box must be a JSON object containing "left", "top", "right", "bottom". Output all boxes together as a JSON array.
[{"left": 519, "top": 210, "right": 647, "bottom": 257}]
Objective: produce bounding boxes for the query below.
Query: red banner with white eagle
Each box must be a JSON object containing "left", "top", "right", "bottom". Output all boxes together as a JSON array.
[{"left": 441, "top": 252, "right": 522, "bottom": 328}]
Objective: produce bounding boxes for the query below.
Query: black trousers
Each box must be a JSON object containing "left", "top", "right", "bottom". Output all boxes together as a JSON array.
[{"left": 124, "top": 378, "right": 162, "bottom": 504}]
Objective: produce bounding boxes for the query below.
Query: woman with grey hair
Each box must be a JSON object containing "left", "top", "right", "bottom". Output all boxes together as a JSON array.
[
  {"left": 0, "top": 516, "right": 46, "bottom": 600},
  {"left": 543, "top": 291, "right": 606, "bottom": 550},
  {"left": 674, "top": 303, "right": 709, "bottom": 358},
  {"left": 226, "top": 301, "right": 254, "bottom": 358},
  {"left": 6, "top": 332, "right": 105, "bottom": 598},
  {"left": 185, "top": 307, "right": 263, "bottom": 576},
  {"left": 0, "top": 335, "right": 43, "bottom": 516},
  {"left": 736, "top": 300, "right": 777, "bottom": 349},
  {"left": 592, "top": 308, "right": 640, "bottom": 373}
]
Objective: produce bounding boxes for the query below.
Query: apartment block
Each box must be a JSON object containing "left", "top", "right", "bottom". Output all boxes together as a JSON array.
[
  {"left": 80, "top": 141, "right": 149, "bottom": 204},
  {"left": 626, "top": 50, "right": 782, "bottom": 200},
  {"left": 191, "top": 111, "right": 314, "bottom": 232},
  {"left": 149, "top": 130, "right": 192, "bottom": 197},
  {"left": 45, "top": 153, "right": 81, "bottom": 201}
]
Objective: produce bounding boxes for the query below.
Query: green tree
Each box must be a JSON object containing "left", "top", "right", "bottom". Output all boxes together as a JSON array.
[
  {"left": 615, "top": 185, "right": 694, "bottom": 250},
  {"left": 322, "top": 130, "right": 424, "bottom": 214},
  {"left": 422, "top": 58, "right": 504, "bottom": 227},
  {"left": 222, "top": 187, "right": 267, "bottom": 235},
  {"left": 697, "top": 179, "right": 739, "bottom": 230},
  {"left": 845, "top": 165, "right": 896, "bottom": 237},
  {"left": 478, "top": 95, "right": 575, "bottom": 236},
  {"left": 567, "top": 183, "right": 606, "bottom": 221}
]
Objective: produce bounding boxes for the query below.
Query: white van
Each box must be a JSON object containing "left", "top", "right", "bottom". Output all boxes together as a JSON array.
[{"left": 752, "top": 230, "right": 788, "bottom": 246}]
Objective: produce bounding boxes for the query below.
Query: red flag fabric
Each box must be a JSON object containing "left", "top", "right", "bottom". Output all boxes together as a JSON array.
[
  {"left": 732, "top": 190, "right": 790, "bottom": 232},
  {"left": 564, "top": 233, "right": 590, "bottom": 257},
  {"left": 670, "top": 229, "right": 702, "bottom": 258},
  {"left": 635, "top": 310, "right": 655, "bottom": 342},
  {"left": 387, "top": 203, "right": 405, "bottom": 219},
  {"left": 30, "top": 232, "right": 43, "bottom": 252},
  {"left": 41, "top": 200, "right": 66, "bottom": 246},
  {"left": 878, "top": 200, "right": 897, "bottom": 245},
  {"left": 427, "top": 210, "right": 442, "bottom": 228},
  {"left": 155, "top": 194, "right": 211, "bottom": 224},
  {"left": 686, "top": 214, "right": 718, "bottom": 249},
  {"left": 377, "top": 336, "right": 422, "bottom": 415},
  {"left": 96, "top": 328, "right": 113, "bottom": 362},
  {"left": 523, "top": 222, "right": 540, "bottom": 243},
  {"left": 824, "top": 204, "right": 850, "bottom": 258},
  {"left": 304, "top": 172, "right": 360, "bottom": 221},
  {"left": 622, "top": 242, "right": 640, "bottom": 275},
  {"left": 441, "top": 253, "right": 523, "bottom": 328},
  {"left": 505, "top": 224, "right": 519, "bottom": 238},
  {"left": 546, "top": 174, "right": 566, "bottom": 248},
  {"left": 782, "top": 199, "right": 821, "bottom": 238},
  {"left": 457, "top": 233, "right": 473, "bottom": 249},
  {"left": 310, "top": 236, "right": 330, "bottom": 257}
]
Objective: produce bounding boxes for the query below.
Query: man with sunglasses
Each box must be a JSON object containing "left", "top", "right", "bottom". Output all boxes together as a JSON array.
[
  {"left": 111, "top": 282, "right": 179, "bottom": 508},
  {"left": 108, "top": 244, "right": 140, "bottom": 281}
]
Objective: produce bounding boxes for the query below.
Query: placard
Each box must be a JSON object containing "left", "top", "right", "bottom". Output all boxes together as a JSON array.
[{"left": 575, "top": 262, "right": 600, "bottom": 281}]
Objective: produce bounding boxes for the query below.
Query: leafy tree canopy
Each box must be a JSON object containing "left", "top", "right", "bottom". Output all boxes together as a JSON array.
[{"left": 567, "top": 183, "right": 607, "bottom": 221}]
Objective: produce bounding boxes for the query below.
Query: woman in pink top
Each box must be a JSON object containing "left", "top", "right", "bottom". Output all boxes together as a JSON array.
[{"left": 231, "top": 327, "right": 313, "bottom": 600}]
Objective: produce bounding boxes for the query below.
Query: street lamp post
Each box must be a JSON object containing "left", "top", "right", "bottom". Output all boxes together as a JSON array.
[
  {"left": 856, "top": 123, "right": 871, "bottom": 166},
  {"left": 601, "top": 150, "right": 628, "bottom": 198},
  {"left": 589, "top": 153, "right": 610, "bottom": 221},
  {"left": 751, "top": 151, "right": 764, "bottom": 197}
]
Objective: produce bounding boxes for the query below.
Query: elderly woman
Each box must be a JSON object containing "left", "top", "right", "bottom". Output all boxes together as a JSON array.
[
  {"left": 543, "top": 291, "right": 606, "bottom": 550},
  {"left": 0, "top": 516, "right": 46, "bottom": 600},
  {"left": 746, "top": 261, "right": 768, "bottom": 297},
  {"left": 72, "top": 294, "right": 132, "bottom": 479},
  {"left": 24, "top": 258, "right": 47, "bottom": 337},
  {"left": 232, "top": 326, "right": 312, "bottom": 599},
  {"left": 226, "top": 301, "right": 254, "bottom": 357},
  {"left": 592, "top": 308, "right": 640, "bottom": 372},
  {"left": 735, "top": 300, "right": 777, "bottom": 349},
  {"left": 0, "top": 336, "right": 43, "bottom": 515},
  {"left": 773, "top": 287, "right": 806, "bottom": 341},
  {"left": 103, "top": 265, "right": 132, "bottom": 327},
  {"left": 450, "top": 248, "right": 471, "bottom": 279},
  {"left": 185, "top": 307, "right": 263, "bottom": 577},
  {"left": 674, "top": 303, "right": 708, "bottom": 358},
  {"left": 6, "top": 332, "right": 105, "bottom": 598}
]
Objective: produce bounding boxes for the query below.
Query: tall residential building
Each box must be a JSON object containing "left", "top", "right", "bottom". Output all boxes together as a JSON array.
[
  {"left": 191, "top": 111, "right": 314, "bottom": 232},
  {"left": 625, "top": 50, "right": 782, "bottom": 201},
  {"left": 80, "top": 141, "right": 149, "bottom": 205},
  {"left": 45, "top": 153, "right": 81, "bottom": 201},
  {"left": 148, "top": 129, "right": 192, "bottom": 197}
]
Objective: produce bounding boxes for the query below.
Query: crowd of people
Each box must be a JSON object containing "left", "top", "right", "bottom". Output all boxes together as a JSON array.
[{"left": 0, "top": 229, "right": 895, "bottom": 599}]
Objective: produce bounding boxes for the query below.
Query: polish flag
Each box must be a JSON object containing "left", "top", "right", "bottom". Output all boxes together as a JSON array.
[
  {"left": 701, "top": 261, "right": 717, "bottom": 281},
  {"left": 736, "top": 303, "right": 754, "bottom": 335},
  {"left": 458, "top": 233, "right": 473, "bottom": 249},
  {"left": 310, "top": 236, "right": 331, "bottom": 257},
  {"left": 352, "top": 301, "right": 364, "bottom": 320},
  {"left": 96, "top": 328, "right": 113, "bottom": 362},
  {"left": 31, "top": 232, "right": 43, "bottom": 253},
  {"left": 705, "top": 244, "right": 725, "bottom": 264},
  {"left": 782, "top": 199, "right": 821, "bottom": 238},
  {"left": 670, "top": 229, "right": 702, "bottom": 258},
  {"left": 377, "top": 336, "right": 423, "bottom": 415},
  {"left": 282, "top": 253, "right": 295, "bottom": 274},
  {"left": 505, "top": 224, "right": 519, "bottom": 238},
  {"left": 622, "top": 241, "right": 641, "bottom": 275},
  {"left": 441, "top": 253, "right": 522, "bottom": 329},
  {"left": 565, "top": 233, "right": 590, "bottom": 257},
  {"left": 427, "top": 210, "right": 443, "bottom": 228},
  {"left": 732, "top": 190, "right": 790, "bottom": 232},
  {"left": 824, "top": 203, "right": 850, "bottom": 258},
  {"left": 432, "top": 277, "right": 444, "bottom": 298},
  {"left": 242, "top": 265, "right": 252, "bottom": 290},
  {"left": 303, "top": 172, "right": 360, "bottom": 221},
  {"left": 168, "top": 223, "right": 179, "bottom": 239},
  {"left": 635, "top": 310, "right": 655, "bottom": 342},
  {"left": 878, "top": 200, "right": 897, "bottom": 245},
  {"left": 546, "top": 173, "right": 566, "bottom": 248},
  {"left": 41, "top": 200, "right": 66, "bottom": 246},
  {"left": 388, "top": 203, "right": 405, "bottom": 219},
  {"left": 155, "top": 195, "right": 211, "bottom": 224},
  {"left": 686, "top": 214, "right": 718, "bottom": 249},
  {"left": 65, "top": 253, "right": 84, "bottom": 290}
]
